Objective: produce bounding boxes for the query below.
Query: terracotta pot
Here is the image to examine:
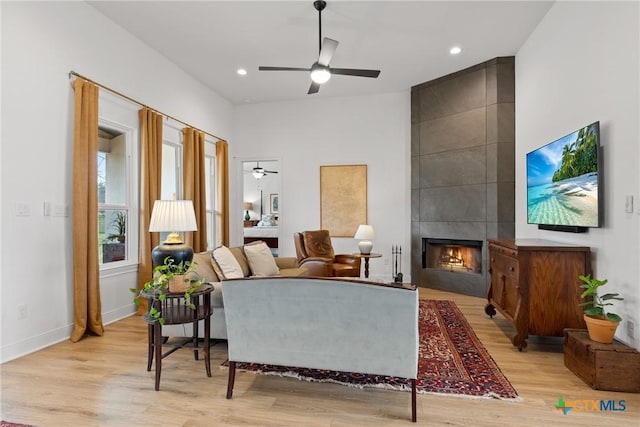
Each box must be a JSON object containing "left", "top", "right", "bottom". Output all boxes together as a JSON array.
[
  {"left": 583, "top": 314, "right": 619, "bottom": 344},
  {"left": 168, "top": 275, "right": 189, "bottom": 293}
]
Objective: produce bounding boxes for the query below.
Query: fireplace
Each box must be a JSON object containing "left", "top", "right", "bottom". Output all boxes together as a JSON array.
[
  {"left": 422, "top": 238, "right": 483, "bottom": 274},
  {"left": 411, "top": 57, "right": 515, "bottom": 297}
]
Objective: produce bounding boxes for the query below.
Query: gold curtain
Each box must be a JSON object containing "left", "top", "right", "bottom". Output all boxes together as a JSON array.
[
  {"left": 215, "top": 140, "right": 230, "bottom": 247},
  {"left": 182, "top": 127, "right": 207, "bottom": 252},
  {"left": 137, "top": 108, "right": 163, "bottom": 314},
  {"left": 70, "top": 78, "right": 104, "bottom": 342}
]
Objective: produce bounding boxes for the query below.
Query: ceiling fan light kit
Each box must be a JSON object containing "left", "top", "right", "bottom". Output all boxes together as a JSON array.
[
  {"left": 258, "top": 0, "right": 380, "bottom": 94},
  {"left": 310, "top": 64, "right": 331, "bottom": 84},
  {"left": 249, "top": 162, "right": 279, "bottom": 180}
]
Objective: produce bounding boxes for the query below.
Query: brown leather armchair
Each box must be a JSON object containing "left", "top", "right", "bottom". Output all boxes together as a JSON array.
[{"left": 294, "top": 230, "right": 361, "bottom": 277}]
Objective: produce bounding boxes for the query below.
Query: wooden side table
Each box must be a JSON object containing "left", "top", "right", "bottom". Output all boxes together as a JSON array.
[
  {"left": 352, "top": 253, "right": 382, "bottom": 278},
  {"left": 141, "top": 283, "right": 213, "bottom": 390}
]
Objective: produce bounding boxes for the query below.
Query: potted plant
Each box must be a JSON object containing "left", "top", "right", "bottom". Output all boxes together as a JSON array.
[
  {"left": 130, "top": 256, "right": 204, "bottom": 325},
  {"left": 107, "top": 211, "right": 127, "bottom": 243},
  {"left": 578, "top": 274, "right": 624, "bottom": 343}
]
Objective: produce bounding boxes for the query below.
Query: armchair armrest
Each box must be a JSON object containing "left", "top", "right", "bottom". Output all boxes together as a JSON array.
[
  {"left": 299, "top": 257, "right": 333, "bottom": 276},
  {"left": 335, "top": 254, "right": 362, "bottom": 269}
]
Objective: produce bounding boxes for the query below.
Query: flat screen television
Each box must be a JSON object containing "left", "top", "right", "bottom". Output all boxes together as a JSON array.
[{"left": 526, "top": 121, "right": 602, "bottom": 232}]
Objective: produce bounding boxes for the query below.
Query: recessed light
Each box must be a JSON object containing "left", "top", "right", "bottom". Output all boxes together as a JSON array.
[
  {"left": 237, "top": 68, "right": 247, "bottom": 76},
  {"left": 449, "top": 46, "right": 462, "bottom": 55}
]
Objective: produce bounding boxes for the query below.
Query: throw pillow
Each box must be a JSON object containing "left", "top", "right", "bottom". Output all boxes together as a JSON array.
[
  {"left": 186, "top": 252, "right": 218, "bottom": 282},
  {"left": 212, "top": 246, "right": 244, "bottom": 279},
  {"left": 244, "top": 241, "right": 280, "bottom": 277}
]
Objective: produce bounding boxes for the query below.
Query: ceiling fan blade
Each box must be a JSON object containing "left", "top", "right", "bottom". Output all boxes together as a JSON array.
[
  {"left": 258, "top": 66, "right": 311, "bottom": 72},
  {"left": 317, "top": 37, "right": 338, "bottom": 66},
  {"left": 264, "top": 170, "right": 279, "bottom": 174},
  {"left": 308, "top": 81, "right": 320, "bottom": 94},
  {"left": 330, "top": 68, "right": 381, "bottom": 78}
]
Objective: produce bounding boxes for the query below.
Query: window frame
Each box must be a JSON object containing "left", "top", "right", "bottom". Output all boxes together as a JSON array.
[{"left": 97, "top": 118, "right": 139, "bottom": 272}]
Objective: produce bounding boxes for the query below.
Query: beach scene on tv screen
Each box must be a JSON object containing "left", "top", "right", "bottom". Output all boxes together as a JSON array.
[{"left": 527, "top": 123, "right": 599, "bottom": 227}]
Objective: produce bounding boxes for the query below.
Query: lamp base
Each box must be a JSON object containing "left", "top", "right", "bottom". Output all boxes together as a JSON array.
[
  {"left": 151, "top": 242, "right": 194, "bottom": 268},
  {"left": 358, "top": 240, "right": 373, "bottom": 255},
  {"left": 244, "top": 210, "right": 250, "bottom": 220}
]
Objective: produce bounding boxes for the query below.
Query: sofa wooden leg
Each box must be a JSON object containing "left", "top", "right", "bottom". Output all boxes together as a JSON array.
[
  {"left": 226, "top": 361, "right": 236, "bottom": 399},
  {"left": 411, "top": 378, "right": 417, "bottom": 422}
]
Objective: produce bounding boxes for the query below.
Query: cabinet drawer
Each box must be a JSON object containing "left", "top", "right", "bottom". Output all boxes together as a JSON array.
[
  {"left": 491, "top": 253, "right": 518, "bottom": 279},
  {"left": 489, "top": 243, "right": 518, "bottom": 258}
]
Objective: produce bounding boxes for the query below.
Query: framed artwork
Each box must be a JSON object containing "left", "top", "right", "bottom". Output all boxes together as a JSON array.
[
  {"left": 270, "top": 193, "right": 279, "bottom": 214},
  {"left": 320, "top": 164, "right": 367, "bottom": 237}
]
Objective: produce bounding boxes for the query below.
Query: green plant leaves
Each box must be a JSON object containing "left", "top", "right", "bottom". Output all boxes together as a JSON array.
[{"left": 578, "top": 274, "right": 623, "bottom": 322}]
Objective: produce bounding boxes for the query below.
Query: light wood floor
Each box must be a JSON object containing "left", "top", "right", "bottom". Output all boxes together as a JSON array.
[{"left": 1, "top": 288, "right": 639, "bottom": 426}]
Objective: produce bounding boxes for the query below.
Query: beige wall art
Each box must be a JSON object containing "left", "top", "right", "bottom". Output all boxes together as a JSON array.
[{"left": 320, "top": 164, "right": 367, "bottom": 237}]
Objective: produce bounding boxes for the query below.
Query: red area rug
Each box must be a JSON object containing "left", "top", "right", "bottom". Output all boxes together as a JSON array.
[
  {"left": 1, "top": 422, "right": 32, "bottom": 427},
  {"left": 227, "top": 299, "right": 519, "bottom": 400}
]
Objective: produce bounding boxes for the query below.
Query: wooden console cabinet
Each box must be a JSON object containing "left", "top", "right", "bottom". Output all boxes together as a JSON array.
[{"left": 485, "top": 239, "right": 591, "bottom": 350}]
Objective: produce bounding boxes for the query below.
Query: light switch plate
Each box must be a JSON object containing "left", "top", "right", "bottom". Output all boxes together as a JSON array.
[{"left": 625, "top": 195, "right": 634, "bottom": 213}]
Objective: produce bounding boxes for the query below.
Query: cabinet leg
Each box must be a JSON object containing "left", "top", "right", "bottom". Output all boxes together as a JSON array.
[
  {"left": 484, "top": 303, "right": 496, "bottom": 318},
  {"left": 512, "top": 333, "right": 528, "bottom": 351}
]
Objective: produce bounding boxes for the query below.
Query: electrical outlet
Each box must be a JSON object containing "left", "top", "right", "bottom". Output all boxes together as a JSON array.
[
  {"left": 627, "top": 320, "right": 636, "bottom": 339},
  {"left": 18, "top": 304, "right": 27, "bottom": 320}
]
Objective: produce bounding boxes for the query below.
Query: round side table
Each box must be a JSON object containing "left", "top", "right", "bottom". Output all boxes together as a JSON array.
[
  {"left": 351, "top": 253, "right": 382, "bottom": 278},
  {"left": 141, "top": 283, "right": 213, "bottom": 390}
]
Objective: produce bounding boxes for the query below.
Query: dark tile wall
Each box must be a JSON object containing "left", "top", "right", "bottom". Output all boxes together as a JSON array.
[{"left": 411, "top": 57, "right": 515, "bottom": 297}]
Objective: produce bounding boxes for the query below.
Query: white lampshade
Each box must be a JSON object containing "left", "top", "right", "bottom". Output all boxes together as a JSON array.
[
  {"left": 354, "top": 224, "right": 375, "bottom": 255},
  {"left": 354, "top": 224, "right": 375, "bottom": 240},
  {"left": 149, "top": 200, "right": 197, "bottom": 244}
]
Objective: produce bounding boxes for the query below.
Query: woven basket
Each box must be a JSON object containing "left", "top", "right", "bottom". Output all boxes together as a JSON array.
[{"left": 168, "top": 275, "right": 189, "bottom": 293}]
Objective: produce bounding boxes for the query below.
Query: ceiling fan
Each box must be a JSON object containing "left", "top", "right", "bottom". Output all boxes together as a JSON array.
[
  {"left": 247, "top": 162, "right": 279, "bottom": 179},
  {"left": 258, "top": 0, "right": 381, "bottom": 94}
]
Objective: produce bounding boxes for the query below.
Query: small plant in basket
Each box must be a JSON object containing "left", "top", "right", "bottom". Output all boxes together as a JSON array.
[{"left": 130, "top": 256, "right": 203, "bottom": 325}]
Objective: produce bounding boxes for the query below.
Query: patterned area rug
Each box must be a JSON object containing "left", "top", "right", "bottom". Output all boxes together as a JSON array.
[
  {"left": 225, "top": 299, "right": 519, "bottom": 400},
  {"left": 1, "top": 422, "right": 32, "bottom": 427}
]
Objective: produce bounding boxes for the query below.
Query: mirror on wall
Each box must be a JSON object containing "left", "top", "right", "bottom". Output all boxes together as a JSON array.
[{"left": 241, "top": 160, "right": 280, "bottom": 255}]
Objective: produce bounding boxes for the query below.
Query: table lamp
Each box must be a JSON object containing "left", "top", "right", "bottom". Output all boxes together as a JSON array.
[
  {"left": 149, "top": 199, "right": 197, "bottom": 268},
  {"left": 354, "top": 224, "right": 375, "bottom": 255},
  {"left": 244, "top": 202, "right": 253, "bottom": 221}
]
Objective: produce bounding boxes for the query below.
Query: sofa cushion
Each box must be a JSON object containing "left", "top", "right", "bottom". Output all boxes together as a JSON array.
[
  {"left": 212, "top": 246, "right": 244, "bottom": 279},
  {"left": 244, "top": 241, "right": 280, "bottom": 277},
  {"left": 279, "top": 267, "right": 309, "bottom": 277},
  {"left": 186, "top": 252, "right": 219, "bottom": 283}
]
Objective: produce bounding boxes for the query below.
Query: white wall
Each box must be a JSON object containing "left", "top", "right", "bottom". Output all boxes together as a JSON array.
[
  {"left": 0, "top": 2, "right": 232, "bottom": 362},
  {"left": 516, "top": 1, "right": 639, "bottom": 348},
  {"left": 233, "top": 92, "right": 411, "bottom": 281}
]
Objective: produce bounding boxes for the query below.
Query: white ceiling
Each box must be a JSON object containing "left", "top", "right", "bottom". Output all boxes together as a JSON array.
[{"left": 88, "top": 1, "right": 553, "bottom": 106}]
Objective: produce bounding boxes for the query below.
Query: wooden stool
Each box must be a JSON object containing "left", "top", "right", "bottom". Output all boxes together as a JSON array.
[{"left": 142, "top": 284, "right": 213, "bottom": 390}]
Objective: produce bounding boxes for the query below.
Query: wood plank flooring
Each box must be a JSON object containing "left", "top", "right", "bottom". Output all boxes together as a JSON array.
[{"left": 1, "top": 288, "right": 639, "bottom": 426}]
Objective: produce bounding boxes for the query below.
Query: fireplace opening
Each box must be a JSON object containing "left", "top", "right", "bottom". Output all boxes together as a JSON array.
[{"left": 422, "top": 238, "right": 483, "bottom": 274}]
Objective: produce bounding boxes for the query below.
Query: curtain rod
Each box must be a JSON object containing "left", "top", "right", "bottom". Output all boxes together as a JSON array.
[{"left": 68, "top": 70, "right": 225, "bottom": 142}]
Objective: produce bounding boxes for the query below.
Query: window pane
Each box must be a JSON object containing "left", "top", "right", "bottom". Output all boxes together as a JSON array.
[
  {"left": 98, "top": 134, "right": 126, "bottom": 205},
  {"left": 161, "top": 144, "right": 178, "bottom": 199},
  {"left": 99, "top": 209, "right": 127, "bottom": 264}
]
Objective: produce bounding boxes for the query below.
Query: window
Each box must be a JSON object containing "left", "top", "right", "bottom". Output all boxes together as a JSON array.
[
  {"left": 205, "top": 152, "right": 216, "bottom": 249},
  {"left": 98, "top": 124, "right": 135, "bottom": 266},
  {"left": 161, "top": 125, "right": 217, "bottom": 249}
]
